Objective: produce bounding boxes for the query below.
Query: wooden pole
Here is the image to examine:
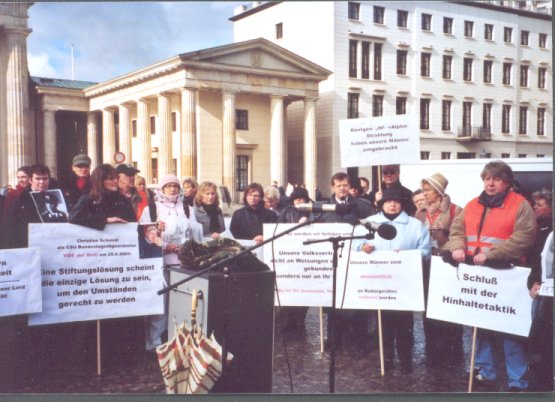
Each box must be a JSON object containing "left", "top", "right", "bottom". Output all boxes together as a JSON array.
[
  {"left": 96, "top": 320, "right": 102, "bottom": 376},
  {"left": 468, "top": 326, "right": 478, "bottom": 393},
  {"left": 319, "top": 307, "right": 324, "bottom": 354},
  {"left": 378, "top": 309, "right": 385, "bottom": 376}
]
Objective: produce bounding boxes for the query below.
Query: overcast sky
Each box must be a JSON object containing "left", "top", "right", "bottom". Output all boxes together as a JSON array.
[{"left": 27, "top": 1, "right": 245, "bottom": 83}]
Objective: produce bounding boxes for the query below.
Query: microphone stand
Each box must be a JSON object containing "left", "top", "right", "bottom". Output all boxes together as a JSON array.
[{"left": 303, "top": 231, "right": 375, "bottom": 394}]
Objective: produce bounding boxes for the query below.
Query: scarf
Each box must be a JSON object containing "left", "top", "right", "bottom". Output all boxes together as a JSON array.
[
  {"left": 76, "top": 177, "right": 88, "bottom": 190},
  {"left": 478, "top": 188, "right": 510, "bottom": 208},
  {"left": 156, "top": 189, "right": 179, "bottom": 208},
  {"left": 203, "top": 203, "right": 221, "bottom": 233},
  {"left": 383, "top": 211, "right": 401, "bottom": 221}
]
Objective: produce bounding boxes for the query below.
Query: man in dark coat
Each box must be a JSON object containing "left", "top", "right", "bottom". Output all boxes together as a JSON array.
[
  {"left": 60, "top": 154, "right": 92, "bottom": 211},
  {"left": 368, "top": 164, "right": 415, "bottom": 216}
]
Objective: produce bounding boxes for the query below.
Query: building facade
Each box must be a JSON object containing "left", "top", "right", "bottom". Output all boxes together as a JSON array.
[{"left": 232, "top": 1, "right": 552, "bottom": 190}]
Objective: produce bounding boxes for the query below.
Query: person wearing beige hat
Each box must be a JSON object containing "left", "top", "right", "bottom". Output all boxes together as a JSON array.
[{"left": 415, "top": 172, "right": 463, "bottom": 368}]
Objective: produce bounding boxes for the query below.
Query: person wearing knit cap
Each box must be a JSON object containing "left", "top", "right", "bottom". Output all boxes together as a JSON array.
[{"left": 415, "top": 172, "right": 463, "bottom": 368}]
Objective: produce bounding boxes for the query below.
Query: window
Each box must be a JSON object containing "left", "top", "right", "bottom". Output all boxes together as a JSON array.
[
  {"left": 442, "top": 100, "right": 451, "bottom": 130},
  {"left": 348, "top": 2, "right": 360, "bottom": 20},
  {"left": 150, "top": 116, "right": 156, "bottom": 134},
  {"left": 372, "top": 95, "right": 383, "bottom": 117},
  {"left": 348, "top": 93, "right": 359, "bottom": 118},
  {"left": 236, "top": 155, "right": 249, "bottom": 192},
  {"left": 537, "top": 108, "right": 546, "bottom": 136},
  {"left": 464, "top": 21, "right": 474, "bottom": 37},
  {"left": 420, "top": 151, "right": 430, "bottom": 160},
  {"left": 483, "top": 103, "right": 492, "bottom": 132},
  {"left": 502, "top": 105, "right": 511, "bottom": 133},
  {"left": 518, "top": 154, "right": 527, "bottom": 158},
  {"left": 484, "top": 24, "right": 494, "bottom": 40},
  {"left": 132, "top": 120, "right": 137, "bottom": 137},
  {"left": 236, "top": 109, "right": 248, "bottom": 130},
  {"left": 443, "top": 17, "right": 453, "bottom": 34},
  {"left": 463, "top": 58, "right": 473, "bottom": 81},
  {"left": 502, "top": 63, "right": 512, "bottom": 85},
  {"left": 501, "top": 153, "right": 511, "bottom": 158},
  {"left": 171, "top": 112, "right": 177, "bottom": 131},
  {"left": 539, "top": 33, "right": 547, "bottom": 48},
  {"left": 483, "top": 60, "right": 493, "bottom": 83},
  {"left": 397, "top": 50, "right": 407, "bottom": 75},
  {"left": 420, "top": 98, "right": 430, "bottom": 130},
  {"left": 349, "top": 40, "right": 358, "bottom": 78},
  {"left": 457, "top": 152, "right": 476, "bottom": 159},
  {"left": 361, "top": 42, "right": 370, "bottom": 79},
  {"left": 275, "top": 23, "right": 283, "bottom": 39},
  {"left": 520, "top": 65, "right": 528, "bottom": 87},
  {"left": 463, "top": 102, "right": 472, "bottom": 134},
  {"left": 421, "top": 13, "right": 432, "bottom": 31},
  {"left": 442, "top": 55, "right": 452, "bottom": 79},
  {"left": 520, "top": 30, "right": 529, "bottom": 46},
  {"left": 538, "top": 67, "right": 546, "bottom": 89},
  {"left": 373, "top": 6, "right": 384, "bottom": 24},
  {"left": 537, "top": 154, "right": 545, "bottom": 158},
  {"left": 519, "top": 106, "right": 527, "bottom": 134},
  {"left": 421, "top": 52, "right": 431, "bottom": 77},
  {"left": 504, "top": 27, "right": 512, "bottom": 43},
  {"left": 441, "top": 152, "right": 451, "bottom": 160},
  {"left": 397, "top": 10, "right": 408, "bottom": 28},
  {"left": 151, "top": 158, "right": 158, "bottom": 180},
  {"left": 396, "top": 97, "right": 407, "bottom": 115},
  {"left": 373, "top": 43, "right": 382, "bottom": 80}
]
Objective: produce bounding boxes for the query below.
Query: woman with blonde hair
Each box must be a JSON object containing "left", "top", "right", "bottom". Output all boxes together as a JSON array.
[{"left": 193, "top": 181, "right": 225, "bottom": 239}]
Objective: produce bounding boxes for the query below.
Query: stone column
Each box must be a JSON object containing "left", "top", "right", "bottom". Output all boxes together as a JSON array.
[
  {"left": 118, "top": 104, "right": 131, "bottom": 163},
  {"left": 180, "top": 87, "right": 197, "bottom": 178},
  {"left": 102, "top": 108, "right": 116, "bottom": 164},
  {"left": 222, "top": 91, "right": 236, "bottom": 197},
  {"left": 304, "top": 98, "right": 317, "bottom": 201},
  {"left": 5, "top": 27, "right": 32, "bottom": 186},
  {"left": 87, "top": 112, "right": 99, "bottom": 169},
  {"left": 137, "top": 99, "right": 152, "bottom": 182},
  {"left": 270, "top": 95, "right": 285, "bottom": 187},
  {"left": 43, "top": 109, "right": 57, "bottom": 178},
  {"left": 157, "top": 94, "right": 172, "bottom": 179}
]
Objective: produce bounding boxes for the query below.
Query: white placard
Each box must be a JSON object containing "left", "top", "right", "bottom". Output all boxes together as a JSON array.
[
  {"left": 0, "top": 248, "right": 42, "bottom": 317},
  {"left": 28, "top": 223, "right": 164, "bottom": 325},
  {"left": 539, "top": 231, "right": 553, "bottom": 297},
  {"left": 337, "top": 250, "right": 425, "bottom": 311},
  {"left": 427, "top": 257, "right": 533, "bottom": 337},
  {"left": 338, "top": 114, "right": 420, "bottom": 168}
]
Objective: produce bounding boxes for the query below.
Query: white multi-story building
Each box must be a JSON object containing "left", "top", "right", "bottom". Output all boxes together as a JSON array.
[{"left": 232, "top": 1, "right": 552, "bottom": 189}]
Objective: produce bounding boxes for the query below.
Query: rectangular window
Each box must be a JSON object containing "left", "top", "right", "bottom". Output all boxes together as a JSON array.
[
  {"left": 463, "top": 58, "right": 473, "bottom": 81},
  {"left": 464, "top": 20, "right": 474, "bottom": 37},
  {"left": 442, "top": 100, "right": 451, "bottom": 130},
  {"left": 538, "top": 67, "right": 546, "bottom": 89},
  {"left": 151, "top": 158, "right": 158, "bottom": 181},
  {"left": 483, "top": 103, "right": 492, "bottom": 132},
  {"left": 520, "top": 65, "right": 528, "bottom": 87},
  {"left": 275, "top": 22, "right": 283, "bottom": 39},
  {"left": 539, "top": 33, "right": 547, "bottom": 48},
  {"left": 372, "top": 95, "right": 383, "bottom": 117},
  {"left": 537, "top": 107, "right": 545, "bottom": 136},
  {"left": 519, "top": 106, "right": 527, "bottom": 134},
  {"left": 442, "top": 55, "right": 452, "bottom": 79},
  {"left": 421, "top": 13, "right": 432, "bottom": 31},
  {"left": 349, "top": 39, "right": 358, "bottom": 78},
  {"left": 463, "top": 102, "right": 472, "bottom": 134},
  {"left": 373, "top": 43, "right": 382, "bottom": 80},
  {"left": 348, "top": 2, "right": 360, "bottom": 20},
  {"left": 150, "top": 116, "right": 156, "bottom": 134},
  {"left": 373, "top": 6, "right": 384, "bottom": 24},
  {"left": 537, "top": 154, "right": 545, "bottom": 158},
  {"left": 502, "top": 105, "right": 511, "bottom": 133},
  {"left": 457, "top": 152, "right": 476, "bottom": 159},
  {"left": 235, "top": 155, "right": 249, "bottom": 192},
  {"left": 420, "top": 98, "right": 430, "bottom": 130},
  {"left": 132, "top": 120, "right": 137, "bottom": 137},
  {"left": 520, "top": 30, "right": 529, "bottom": 46},
  {"left": 361, "top": 42, "right": 370, "bottom": 79},
  {"left": 396, "top": 97, "right": 407, "bottom": 115},
  {"left": 502, "top": 63, "right": 512, "bottom": 85},
  {"left": 397, "top": 10, "right": 408, "bottom": 28},
  {"left": 441, "top": 152, "right": 451, "bottom": 160},
  {"left": 443, "top": 17, "right": 453, "bottom": 34},
  {"left": 421, "top": 52, "right": 431, "bottom": 77},
  {"left": 348, "top": 93, "right": 359, "bottom": 119},
  {"left": 504, "top": 27, "right": 512, "bottom": 43},
  {"left": 484, "top": 24, "right": 494, "bottom": 40},
  {"left": 397, "top": 50, "right": 407, "bottom": 75},
  {"left": 420, "top": 151, "right": 430, "bottom": 160},
  {"left": 171, "top": 112, "right": 176, "bottom": 131},
  {"left": 483, "top": 60, "right": 493, "bottom": 83},
  {"left": 518, "top": 154, "right": 527, "bottom": 158},
  {"left": 236, "top": 109, "right": 248, "bottom": 130},
  {"left": 501, "top": 153, "right": 511, "bottom": 158}
]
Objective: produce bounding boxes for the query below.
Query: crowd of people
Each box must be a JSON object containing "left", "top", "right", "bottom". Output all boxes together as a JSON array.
[{"left": 0, "top": 155, "right": 552, "bottom": 393}]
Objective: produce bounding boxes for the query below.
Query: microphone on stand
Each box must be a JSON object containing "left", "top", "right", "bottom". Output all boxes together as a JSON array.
[
  {"left": 359, "top": 219, "right": 397, "bottom": 240},
  {"left": 294, "top": 203, "right": 352, "bottom": 215}
]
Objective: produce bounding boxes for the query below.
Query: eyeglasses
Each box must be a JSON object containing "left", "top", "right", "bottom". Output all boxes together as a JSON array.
[{"left": 383, "top": 170, "right": 398, "bottom": 175}]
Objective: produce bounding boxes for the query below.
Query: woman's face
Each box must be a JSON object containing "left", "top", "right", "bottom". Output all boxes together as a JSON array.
[
  {"left": 146, "top": 228, "right": 158, "bottom": 242},
  {"left": 183, "top": 183, "right": 196, "bottom": 198},
  {"left": 162, "top": 183, "right": 180, "bottom": 196},
  {"left": 202, "top": 187, "right": 217, "bottom": 206},
  {"left": 246, "top": 190, "right": 262, "bottom": 209},
  {"left": 136, "top": 181, "right": 146, "bottom": 192},
  {"left": 264, "top": 196, "right": 277, "bottom": 209},
  {"left": 292, "top": 197, "right": 306, "bottom": 206},
  {"left": 422, "top": 182, "right": 441, "bottom": 204},
  {"left": 103, "top": 175, "right": 119, "bottom": 192},
  {"left": 383, "top": 200, "right": 402, "bottom": 215}
]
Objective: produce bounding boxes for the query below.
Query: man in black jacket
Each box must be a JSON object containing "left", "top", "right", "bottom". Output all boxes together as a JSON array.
[
  {"left": 368, "top": 164, "right": 415, "bottom": 216},
  {"left": 61, "top": 153, "right": 91, "bottom": 211}
]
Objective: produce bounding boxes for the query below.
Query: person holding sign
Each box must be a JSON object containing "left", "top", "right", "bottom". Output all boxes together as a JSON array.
[
  {"left": 368, "top": 164, "right": 415, "bottom": 216},
  {"left": 446, "top": 160, "right": 536, "bottom": 392},
  {"left": 358, "top": 186, "right": 431, "bottom": 373}
]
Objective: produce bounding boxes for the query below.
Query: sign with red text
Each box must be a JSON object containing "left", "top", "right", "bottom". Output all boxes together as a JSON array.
[
  {"left": 337, "top": 249, "right": 425, "bottom": 311},
  {"left": 427, "top": 257, "right": 533, "bottom": 337},
  {"left": 28, "top": 223, "right": 164, "bottom": 325},
  {"left": 338, "top": 114, "right": 420, "bottom": 167},
  {"left": 0, "top": 248, "right": 42, "bottom": 317}
]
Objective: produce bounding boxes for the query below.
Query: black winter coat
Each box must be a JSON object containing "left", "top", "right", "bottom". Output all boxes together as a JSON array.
[
  {"left": 61, "top": 173, "right": 91, "bottom": 211},
  {"left": 230, "top": 204, "right": 277, "bottom": 240},
  {"left": 69, "top": 192, "right": 136, "bottom": 230},
  {"left": 3, "top": 189, "right": 43, "bottom": 248}
]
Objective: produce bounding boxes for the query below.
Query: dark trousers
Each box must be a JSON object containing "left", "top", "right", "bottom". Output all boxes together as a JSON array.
[{"left": 382, "top": 310, "right": 413, "bottom": 365}]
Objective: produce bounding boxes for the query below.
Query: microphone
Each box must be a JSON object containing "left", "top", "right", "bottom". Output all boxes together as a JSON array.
[
  {"left": 359, "top": 219, "right": 397, "bottom": 240},
  {"left": 294, "top": 203, "right": 351, "bottom": 214}
]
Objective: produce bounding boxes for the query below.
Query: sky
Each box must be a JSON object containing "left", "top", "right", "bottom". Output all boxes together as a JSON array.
[{"left": 27, "top": 1, "right": 245, "bottom": 83}]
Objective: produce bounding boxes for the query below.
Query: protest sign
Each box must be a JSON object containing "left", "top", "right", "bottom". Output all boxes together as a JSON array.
[
  {"left": 263, "top": 223, "right": 356, "bottom": 307},
  {"left": 28, "top": 223, "right": 164, "bottom": 325},
  {"left": 337, "top": 249, "right": 424, "bottom": 311},
  {"left": 0, "top": 247, "right": 42, "bottom": 317},
  {"left": 427, "top": 257, "right": 533, "bottom": 337},
  {"left": 539, "top": 231, "right": 553, "bottom": 297},
  {"left": 338, "top": 114, "right": 420, "bottom": 168}
]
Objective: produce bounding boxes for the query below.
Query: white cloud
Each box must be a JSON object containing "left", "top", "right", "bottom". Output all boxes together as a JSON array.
[{"left": 27, "top": 52, "right": 57, "bottom": 78}]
